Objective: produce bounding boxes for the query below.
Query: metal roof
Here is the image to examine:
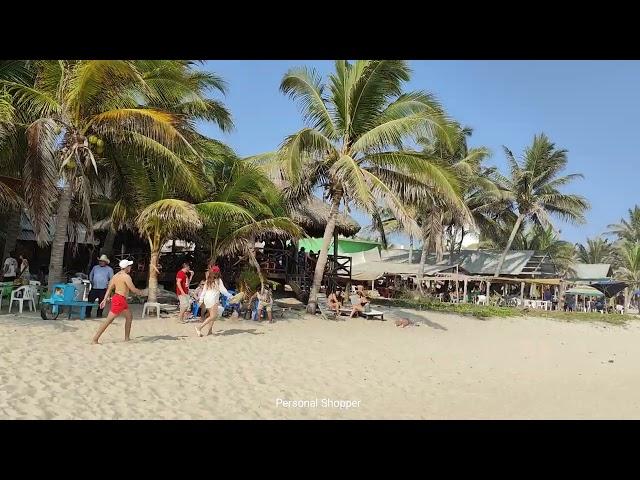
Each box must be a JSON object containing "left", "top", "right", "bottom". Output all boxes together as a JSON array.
[
  {"left": 569, "top": 263, "right": 613, "bottom": 281},
  {"left": 460, "top": 250, "right": 535, "bottom": 275}
]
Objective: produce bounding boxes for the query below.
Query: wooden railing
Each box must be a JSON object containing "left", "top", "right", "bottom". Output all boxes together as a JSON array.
[{"left": 327, "top": 254, "right": 352, "bottom": 278}]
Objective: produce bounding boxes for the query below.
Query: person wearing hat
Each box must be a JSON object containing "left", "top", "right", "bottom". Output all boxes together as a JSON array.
[
  {"left": 92, "top": 259, "right": 143, "bottom": 344},
  {"left": 86, "top": 254, "right": 114, "bottom": 318}
]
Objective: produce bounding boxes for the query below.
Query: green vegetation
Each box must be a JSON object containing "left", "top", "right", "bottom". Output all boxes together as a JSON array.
[{"left": 370, "top": 296, "right": 637, "bottom": 324}]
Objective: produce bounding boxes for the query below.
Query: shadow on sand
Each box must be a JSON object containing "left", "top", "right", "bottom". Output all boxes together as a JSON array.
[
  {"left": 393, "top": 310, "right": 448, "bottom": 331},
  {"left": 216, "top": 328, "right": 264, "bottom": 336},
  {"left": 139, "top": 335, "right": 189, "bottom": 342},
  {"left": 0, "top": 314, "right": 81, "bottom": 332}
]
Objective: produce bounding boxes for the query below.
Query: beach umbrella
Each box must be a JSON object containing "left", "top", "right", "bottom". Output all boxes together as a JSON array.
[
  {"left": 565, "top": 286, "right": 605, "bottom": 297},
  {"left": 589, "top": 280, "right": 627, "bottom": 298}
]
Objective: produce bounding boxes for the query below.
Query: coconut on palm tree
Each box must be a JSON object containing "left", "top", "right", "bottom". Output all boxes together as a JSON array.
[
  {"left": 269, "top": 60, "right": 464, "bottom": 313},
  {"left": 492, "top": 133, "right": 589, "bottom": 278}
]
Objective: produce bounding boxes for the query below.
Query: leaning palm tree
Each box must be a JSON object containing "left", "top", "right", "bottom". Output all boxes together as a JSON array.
[
  {"left": 576, "top": 236, "right": 613, "bottom": 264},
  {"left": 0, "top": 60, "right": 232, "bottom": 290},
  {"left": 270, "top": 60, "right": 464, "bottom": 312},
  {"left": 492, "top": 133, "right": 589, "bottom": 277}
]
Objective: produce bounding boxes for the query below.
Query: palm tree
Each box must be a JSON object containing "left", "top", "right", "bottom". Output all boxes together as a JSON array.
[
  {"left": 410, "top": 128, "right": 497, "bottom": 287},
  {"left": 0, "top": 60, "right": 232, "bottom": 290},
  {"left": 576, "top": 236, "right": 612, "bottom": 264},
  {"left": 136, "top": 199, "right": 203, "bottom": 303},
  {"left": 270, "top": 60, "right": 464, "bottom": 312},
  {"left": 607, "top": 206, "right": 640, "bottom": 244},
  {"left": 614, "top": 241, "right": 640, "bottom": 310},
  {"left": 492, "top": 133, "right": 589, "bottom": 277},
  {"left": 130, "top": 141, "right": 302, "bottom": 302},
  {"left": 196, "top": 145, "right": 303, "bottom": 285}
]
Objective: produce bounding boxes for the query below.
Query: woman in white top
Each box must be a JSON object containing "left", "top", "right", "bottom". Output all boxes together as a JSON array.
[{"left": 195, "top": 265, "right": 231, "bottom": 337}]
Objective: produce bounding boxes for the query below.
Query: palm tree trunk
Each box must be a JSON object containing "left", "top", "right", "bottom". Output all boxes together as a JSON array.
[
  {"left": 306, "top": 192, "right": 342, "bottom": 314},
  {"left": 101, "top": 227, "right": 116, "bottom": 257},
  {"left": 147, "top": 248, "right": 159, "bottom": 303},
  {"left": 493, "top": 213, "right": 524, "bottom": 278},
  {"left": 624, "top": 287, "right": 630, "bottom": 312},
  {"left": 458, "top": 226, "right": 465, "bottom": 254},
  {"left": 448, "top": 226, "right": 457, "bottom": 265},
  {"left": 48, "top": 182, "right": 73, "bottom": 291},
  {"left": 435, "top": 229, "right": 444, "bottom": 263},
  {"left": 408, "top": 234, "right": 413, "bottom": 264},
  {"left": 2, "top": 208, "right": 21, "bottom": 263},
  {"left": 418, "top": 225, "right": 429, "bottom": 294},
  {"left": 558, "top": 280, "right": 566, "bottom": 310}
]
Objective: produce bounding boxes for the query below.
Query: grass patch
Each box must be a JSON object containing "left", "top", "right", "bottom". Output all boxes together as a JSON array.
[
  {"left": 370, "top": 297, "right": 515, "bottom": 319},
  {"left": 370, "top": 297, "right": 638, "bottom": 325}
]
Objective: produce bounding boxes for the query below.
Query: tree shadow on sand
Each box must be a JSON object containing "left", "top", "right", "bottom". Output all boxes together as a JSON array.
[
  {"left": 392, "top": 311, "right": 448, "bottom": 331},
  {"left": 138, "top": 335, "right": 189, "bottom": 342},
  {"left": 215, "top": 329, "right": 264, "bottom": 336}
]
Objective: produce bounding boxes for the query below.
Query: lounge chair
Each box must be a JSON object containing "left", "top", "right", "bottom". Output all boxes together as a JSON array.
[{"left": 316, "top": 294, "right": 340, "bottom": 320}]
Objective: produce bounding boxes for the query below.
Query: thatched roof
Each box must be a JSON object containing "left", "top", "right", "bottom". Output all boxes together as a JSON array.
[{"left": 290, "top": 196, "right": 360, "bottom": 237}]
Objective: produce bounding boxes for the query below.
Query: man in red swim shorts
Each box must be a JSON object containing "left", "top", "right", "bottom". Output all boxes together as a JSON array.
[{"left": 91, "top": 259, "right": 143, "bottom": 344}]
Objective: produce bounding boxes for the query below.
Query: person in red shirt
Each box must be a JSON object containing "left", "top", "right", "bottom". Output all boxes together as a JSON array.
[{"left": 176, "top": 262, "right": 193, "bottom": 323}]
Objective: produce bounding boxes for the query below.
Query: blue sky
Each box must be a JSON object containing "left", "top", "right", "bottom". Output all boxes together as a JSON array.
[{"left": 199, "top": 60, "right": 640, "bottom": 245}]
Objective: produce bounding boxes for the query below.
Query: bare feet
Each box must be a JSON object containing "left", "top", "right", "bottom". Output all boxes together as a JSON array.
[
  {"left": 195, "top": 326, "right": 203, "bottom": 337},
  {"left": 91, "top": 340, "right": 100, "bottom": 345}
]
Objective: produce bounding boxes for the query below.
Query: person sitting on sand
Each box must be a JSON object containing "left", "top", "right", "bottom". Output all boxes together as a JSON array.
[
  {"left": 327, "top": 288, "right": 342, "bottom": 312},
  {"left": 195, "top": 265, "right": 232, "bottom": 337},
  {"left": 349, "top": 290, "right": 370, "bottom": 318},
  {"left": 92, "top": 259, "right": 143, "bottom": 344},
  {"left": 250, "top": 285, "right": 274, "bottom": 323}
]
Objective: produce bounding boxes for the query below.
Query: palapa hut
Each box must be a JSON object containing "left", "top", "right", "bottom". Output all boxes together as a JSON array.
[{"left": 289, "top": 196, "right": 360, "bottom": 238}]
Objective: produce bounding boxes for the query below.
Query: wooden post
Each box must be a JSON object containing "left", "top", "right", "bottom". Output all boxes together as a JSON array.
[
  {"left": 486, "top": 281, "right": 491, "bottom": 296},
  {"left": 520, "top": 281, "right": 525, "bottom": 306}
]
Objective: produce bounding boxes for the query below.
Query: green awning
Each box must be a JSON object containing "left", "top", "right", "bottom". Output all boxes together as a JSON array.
[{"left": 298, "top": 237, "right": 381, "bottom": 255}]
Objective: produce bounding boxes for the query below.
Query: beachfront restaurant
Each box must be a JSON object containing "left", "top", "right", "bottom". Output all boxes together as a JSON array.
[{"left": 350, "top": 248, "right": 563, "bottom": 309}]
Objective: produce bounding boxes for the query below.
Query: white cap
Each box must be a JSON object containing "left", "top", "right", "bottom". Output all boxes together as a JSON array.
[{"left": 119, "top": 259, "right": 134, "bottom": 269}]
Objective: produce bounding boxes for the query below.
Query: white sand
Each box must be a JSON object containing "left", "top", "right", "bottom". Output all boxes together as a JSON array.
[{"left": 1, "top": 305, "right": 640, "bottom": 419}]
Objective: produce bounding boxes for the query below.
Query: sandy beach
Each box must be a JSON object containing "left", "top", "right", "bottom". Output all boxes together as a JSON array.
[{"left": 1, "top": 305, "right": 640, "bottom": 419}]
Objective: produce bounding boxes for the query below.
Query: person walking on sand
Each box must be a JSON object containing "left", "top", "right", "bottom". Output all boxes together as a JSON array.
[
  {"left": 176, "top": 262, "right": 194, "bottom": 323},
  {"left": 194, "top": 265, "right": 232, "bottom": 337},
  {"left": 91, "top": 259, "right": 143, "bottom": 344}
]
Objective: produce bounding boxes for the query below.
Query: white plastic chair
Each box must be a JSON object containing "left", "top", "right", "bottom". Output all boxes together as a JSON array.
[
  {"left": 142, "top": 302, "right": 161, "bottom": 319},
  {"left": 29, "top": 281, "right": 41, "bottom": 307},
  {"left": 8, "top": 285, "right": 36, "bottom": 314}
]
